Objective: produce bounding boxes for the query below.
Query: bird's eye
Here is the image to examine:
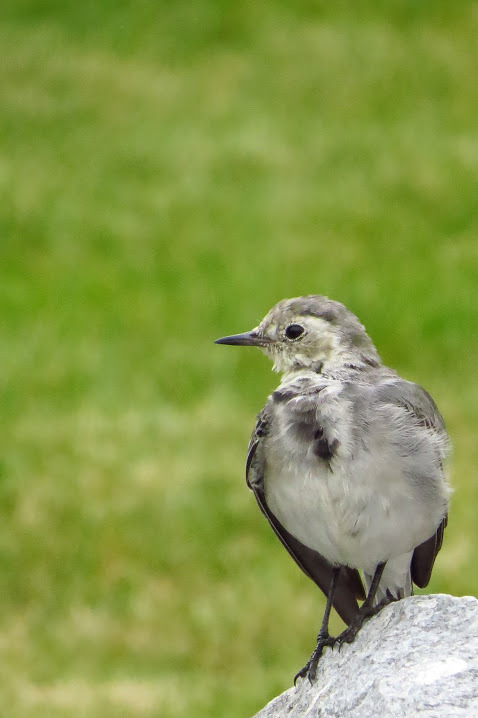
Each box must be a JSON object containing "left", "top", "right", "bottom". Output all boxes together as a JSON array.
[{"left": 285, "top": 324, "right": 305, "bottom": 340}]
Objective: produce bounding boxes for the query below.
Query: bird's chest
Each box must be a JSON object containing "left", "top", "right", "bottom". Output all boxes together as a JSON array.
[
  {"left": 263, "top": 400, "right": 360, "bottom": 560},
  {"left": 261, "top": 399, "right": 412, "bottom": 569},
  {"left": 264, "top": 451, "right": 363, "bottom": 565}
]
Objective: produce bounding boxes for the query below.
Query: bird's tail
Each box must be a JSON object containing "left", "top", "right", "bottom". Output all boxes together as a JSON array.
[{"left": 363, "top": 551, "right": 414, "bottom": 604}]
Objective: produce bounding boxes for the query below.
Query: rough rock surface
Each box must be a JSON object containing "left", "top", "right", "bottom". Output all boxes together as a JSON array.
[{"left": 253, "top": 594, "right": 478, "bottom": 718}]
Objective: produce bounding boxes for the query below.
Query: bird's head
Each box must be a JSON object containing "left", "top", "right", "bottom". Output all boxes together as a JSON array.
[{"left": 215, "top": 295, "right": 380, "bottom": 375}]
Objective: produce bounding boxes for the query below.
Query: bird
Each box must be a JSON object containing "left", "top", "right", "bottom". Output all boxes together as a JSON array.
[{"left": 215, "top": 295, "right": 451, "bottom": 682}]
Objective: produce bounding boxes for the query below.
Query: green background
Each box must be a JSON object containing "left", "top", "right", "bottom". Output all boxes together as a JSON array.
[{"left": 2, "top": 2, "right": 478, "bottom": 716}]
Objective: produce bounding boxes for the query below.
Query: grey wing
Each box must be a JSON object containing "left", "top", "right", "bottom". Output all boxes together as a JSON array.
[
  {"left": 374, "top": 377, "right": 449, "bottom": 588},
  {"left": 374, "top": 376, "right": 448, "bottom": 436},
  {"left": 246, "top": 412, "right": 364, "bottom": 626}
]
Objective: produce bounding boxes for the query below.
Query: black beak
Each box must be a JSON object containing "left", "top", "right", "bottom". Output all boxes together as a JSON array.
[{"left": 214, "top": 330, "right": 267, "bottom": 347}]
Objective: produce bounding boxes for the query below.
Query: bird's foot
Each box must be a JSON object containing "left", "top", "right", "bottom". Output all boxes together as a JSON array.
[
  {"left": 336, "top": 595, "right": 394, "bottom": 649},
  {"left": 294, "top": 630, "right": 336, "bottom": 685}
]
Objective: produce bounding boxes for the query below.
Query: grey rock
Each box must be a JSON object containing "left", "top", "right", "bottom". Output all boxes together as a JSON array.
[{"left": 253, "top": 594, "right": 478, "bottom": 718}]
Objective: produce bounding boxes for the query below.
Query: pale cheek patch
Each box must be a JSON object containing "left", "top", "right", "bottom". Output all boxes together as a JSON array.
[
  {"left": 262, "top": 316, "right": 341, "bottom": 372},
  {"left": 301, "top": 318, "right": 340, "bottom": 359}
]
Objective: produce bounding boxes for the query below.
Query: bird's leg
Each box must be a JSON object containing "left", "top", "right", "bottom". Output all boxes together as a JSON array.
[
  {"left": 294, "top": 566, "right": 340, "bottom": 684},
  {"left": 336, "top": 561, "right": 393, "bottom": 647}
]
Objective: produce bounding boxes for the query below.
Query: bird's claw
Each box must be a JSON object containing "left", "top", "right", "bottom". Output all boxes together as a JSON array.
[
  {"left": 336, "top": 596, "right": 395, "bottom": 650},
  {"left": 293, "top": 661, "right": 310, "bottom": 685},
  {"left": 336, "top": 623, "right": 360, "bottom": 650},
  {"left": 294, "top": 631, "right": 336, "bottom": 684}
]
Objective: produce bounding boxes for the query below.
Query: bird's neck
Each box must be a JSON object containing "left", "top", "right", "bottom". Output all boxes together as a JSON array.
[{"left": 281, "top": 352, "right": 379, "bottom": 382}]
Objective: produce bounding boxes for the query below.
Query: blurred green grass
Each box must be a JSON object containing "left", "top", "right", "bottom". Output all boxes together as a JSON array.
[{"left": 1, "top": 1, "right": 478, "bottom": 715}]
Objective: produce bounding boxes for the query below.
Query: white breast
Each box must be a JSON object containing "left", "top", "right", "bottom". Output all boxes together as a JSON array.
[{"left": 263, "top": 402, "right": 443, "bottom": 573}]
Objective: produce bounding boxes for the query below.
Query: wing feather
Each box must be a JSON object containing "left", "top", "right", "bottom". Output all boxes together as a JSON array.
[{"left": 374, "top": 377, "right": 449, "bottom": 588}]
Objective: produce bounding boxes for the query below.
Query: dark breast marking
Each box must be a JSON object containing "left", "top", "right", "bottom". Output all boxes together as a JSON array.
[
  {"left": 272, "top": 388, "right": 296, "bottom": 403},
  {"left": 255, "top": 418, "right": 269, "bottom": 437},
  {"left": 273, "top": 385, "right": 325, "bottom": 404},
  {"left": 293, "top": 421, "right": 339, "bottom": 462},
  {"left": 313, "top": 427, "right": 339, "bottom": 461}
]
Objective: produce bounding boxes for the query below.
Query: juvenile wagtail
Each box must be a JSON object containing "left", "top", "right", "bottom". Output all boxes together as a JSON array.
[{"left": 215, "top": 296, "right": 450, "bottom": 682}]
